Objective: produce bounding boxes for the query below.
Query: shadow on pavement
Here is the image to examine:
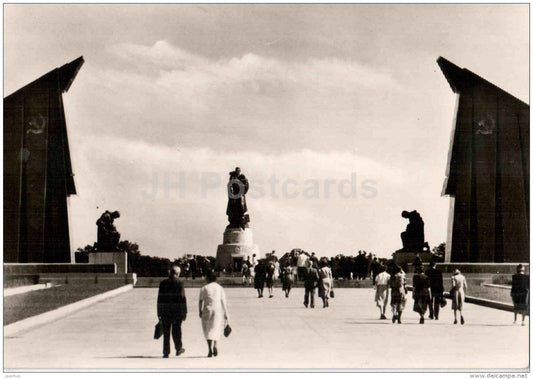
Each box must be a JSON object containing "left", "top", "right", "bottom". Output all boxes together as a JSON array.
[{"left": 106, "top": 355, "right": 209, "bottom": 359}]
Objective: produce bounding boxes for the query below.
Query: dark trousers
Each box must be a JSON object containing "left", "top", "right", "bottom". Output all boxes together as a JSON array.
[
  {"left": 297, "top": 267, "right": 306, "bottom": 281},
  {"left": 304, "top": 287, "right": 316, "bottom": 307},
  {"left": 429, "top": 295, "right": 442, "bottom": 318},
  {"left": 162, "top": 318, "right": 183, "bottom": 355}
]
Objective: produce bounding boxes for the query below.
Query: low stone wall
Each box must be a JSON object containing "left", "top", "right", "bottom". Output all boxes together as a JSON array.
[
  {"left": 4, "top": 263, "right": 122, "bottom": 288},
  {"left": 4, "top": 263, "right": 116, "bottom": 274},
  {"left": 38, "top": 273, "right": 137, "bottom": 286},
  {"left": 435, "top": 263, "right": 529, "bottom": 274}
]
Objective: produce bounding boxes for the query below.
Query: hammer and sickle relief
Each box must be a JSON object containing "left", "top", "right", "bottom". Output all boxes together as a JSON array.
[
  {"left": 475, "top": 114, "right": 495, "bottom": 135},
  {"left": 26, "top": 114, "right": 47, "bottom": 135}
]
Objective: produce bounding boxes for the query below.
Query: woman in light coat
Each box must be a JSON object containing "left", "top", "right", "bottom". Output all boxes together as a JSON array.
[
  {"left": 199, "top": 270, "right": 229, "bottom": 357},
  {"left": 451, "top": 269, "right": 467, "bottom": 325},
  {"left": 318, "top": 259, "right": 333, "bottom": 308}
]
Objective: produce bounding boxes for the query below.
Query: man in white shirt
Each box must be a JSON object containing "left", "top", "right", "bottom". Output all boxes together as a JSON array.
[
  {"left": 374, "top": 266, "right": 391, "bottom": 320},
  {"left": 296, "top": 252, "right": 308, "bottom": 281}
]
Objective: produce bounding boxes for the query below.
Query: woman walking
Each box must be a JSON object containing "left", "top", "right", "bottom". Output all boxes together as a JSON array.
[
  {"left": 390, "top": 264, "right": 407, "bottom": 324},
  {"left": 318, "top": 259, "right": 333, "bottom": 308},
  {"left": 254, "top": 259, "right": 266, "bottom": 298},
  {"left": 198, "top": 270, "right": 229, "bottom": 358},
  {"left": 412, "top": 265, "right": 431, "bottom": 324},
  {"left": 282, "top": 262, "right": 294, "bottom": 298},
  {"left": 451, "top": 269, "right": 467, "bottom": 325},
  {"left": 511, "top": 264, "right": 529, "bottom": 326},
  {"left": 266, "top": 261, "right": 276, "bottom": 298}
]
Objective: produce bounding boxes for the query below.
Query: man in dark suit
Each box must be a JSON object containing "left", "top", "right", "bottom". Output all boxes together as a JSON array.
[
  {"left": 425, "top": 261, "right": 444, "bottom": 320},
  {"left": 303, "top": 260, "right": 319, "bottom": 308},
  {"left": 157, "top": 265, "right": 187, "bottom": 358}
]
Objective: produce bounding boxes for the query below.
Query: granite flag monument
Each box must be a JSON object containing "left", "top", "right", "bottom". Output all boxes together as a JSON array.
[
  {"left": 439, "top": 56, "right": 529, "bottom": 263},
  {"left": 4, "top": 57, "right": 84, "bottom": 263}
]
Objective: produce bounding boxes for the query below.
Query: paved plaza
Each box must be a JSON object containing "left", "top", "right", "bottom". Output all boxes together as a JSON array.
[{"left": 4, "top": 287, "right": 529, "bottom": 371}]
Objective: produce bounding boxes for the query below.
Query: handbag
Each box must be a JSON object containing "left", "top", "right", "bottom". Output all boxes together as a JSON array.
[
  {"left": 224, "top": 323, "right": 232, "bottom": 338},
  {"left": 330, "top": 289, "right": 335, "bottom": 298},
  {"left": 440, "top": 297, "right": 447, "bottom": 308},
  {"left": 154, "top": 320, "right": 163, "bottom": 340}
]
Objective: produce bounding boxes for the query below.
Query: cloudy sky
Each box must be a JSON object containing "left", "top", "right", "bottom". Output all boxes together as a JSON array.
[{"left": 4, "top": 4, "right": 529, "bottom": 260}]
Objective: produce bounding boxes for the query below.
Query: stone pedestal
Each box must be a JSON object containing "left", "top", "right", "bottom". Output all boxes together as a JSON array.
[
  {"left": 89, "top": 252, "right": 128, "bottom": 274},
  {"left": 215, "top": 228, "right": 259, "bottom": 271},
  {"left": 391, "top": 250, "right": 434, "bottom": 272}
]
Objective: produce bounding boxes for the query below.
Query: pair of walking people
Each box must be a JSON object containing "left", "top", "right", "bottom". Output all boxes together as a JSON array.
[
  {"left": 157, "top": 266, "right": 229, "bottom": 358},
  {"left": 303, "top": 259, "right": 333, "bottom": 308}
]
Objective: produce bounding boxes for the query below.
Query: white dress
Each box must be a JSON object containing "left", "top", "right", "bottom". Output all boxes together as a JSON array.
[{"left": 199, "top": 282, "right": 229, "bottom": 340}]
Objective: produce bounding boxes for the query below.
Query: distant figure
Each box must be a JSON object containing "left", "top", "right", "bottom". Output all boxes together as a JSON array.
[
  {"left": 400, "top": 210, "right": 430, "bottom": 251},
  {"left": 511, "top": 264, "right": 529, "bottom": 326},
  {"left": 95, "top": 210, "right": 121, "bottom": 251},
  {"left": 318, "top": 259, "right": 333, "bottom": 308},
  {"left": 310, "top": 252, "right": 319, "bottom": 268},
  {"left": 266, "top": 261, "right": 276, "bottom": 298},
  {"left": 242, "top": 263, "right": 252, "bottom": 286},
  {"left": 390, "top": 265, "right": 407, "bottom": 324},
  {"left": 412, "top": 253, "right": 423, "bottom": 271},
  {"left": 374, "top": 266, "right": 390, "bottom": 320},
  {"left": 370, "top": 257, "right": 381, "bottom": 285},
  {"left": 282, "top": 262, "right": 294, "bottom": 298},
  {"left": 267, "top": 250, "right": 278, "bottom": 263},
  {"left": 354, "top": 251, "right": 368, "bottom": 280},
  {"left": 274, "top": 260, "right": 280, "bottom": 281},
  {"left": 303, "top": 260, "right": 319, "bottom": 308},
  {"left": 412, "top": 266, "right": 431, "bottom": 324},
  {"left": 297, "top": 252, "right": 308, "bottom": 281},
  {"left": 251, "top": 253, "right": 258, "bottom": 279},
  {"left": 254, "top": 259, "right": 266, "bottom": 298},
  {"left": 226, "top": 167, "right": 249, "bottom": 230},
  {"left": 189, "top": 256, "right": 197, "bottom": 280},
  {"left": 451, "top": 269, "right": 467, "bottom": 325},
  {"left": 157, "top": 265, "right": 187, "bottom": 358},
  {"left": 425, "top": 261, "right": 444, "bottom": 320},
  {"left": 198, "top": 270, "right": 229, "bottom": 358}
]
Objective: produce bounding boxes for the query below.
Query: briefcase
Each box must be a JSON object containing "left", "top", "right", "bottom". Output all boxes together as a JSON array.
[{"left": 154, "top": 320, "right": 163, "bottom": 339}]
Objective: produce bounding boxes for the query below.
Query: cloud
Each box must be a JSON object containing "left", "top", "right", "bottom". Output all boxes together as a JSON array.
[
  {"left": 73, "top": 40, "right": 410, "bottom": 156},
  {"left": 108, "top": 40, "right": 208, "bottom": 71}
]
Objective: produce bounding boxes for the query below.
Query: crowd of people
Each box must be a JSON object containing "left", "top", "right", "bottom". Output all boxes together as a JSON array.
[
  {"left": 373, "top": 262, "right": 529, "bottom": 326},
  {"left": 236, "top": 251, "right": 333, "bottom": 309},
  {"left": 155, "top": 255, "right": 529, "bottom": 359},
  {"left": 276, "top": 249, "right": 388, "bottom": 282},
  {"left": 238, "top": 249, "right": 388, "bottom": 288},
  {"left": 173, "top": 255, "right": 215, "bottom": 280},
  {"left": 374, "top": 261, "right": 468, "bottom": 325}
]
